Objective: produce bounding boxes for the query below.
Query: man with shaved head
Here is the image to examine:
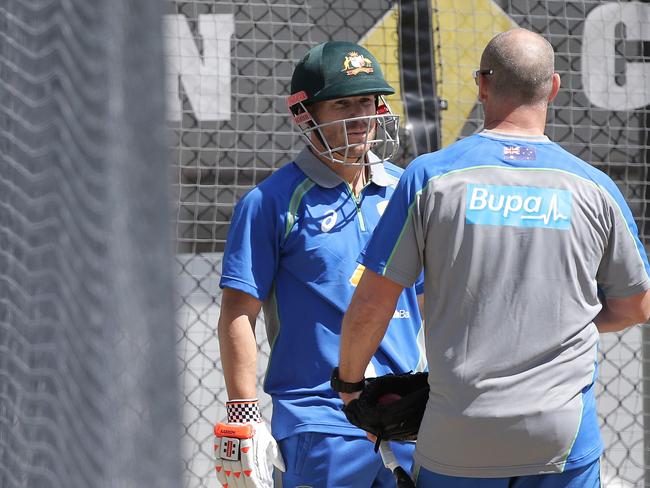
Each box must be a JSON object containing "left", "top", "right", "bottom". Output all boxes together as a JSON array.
[
  {"left": 480, "top": 28, "right": 556, "bottom": 105},
  {"left": 335, "top": 28, "right": 650, "bottom": 487}
]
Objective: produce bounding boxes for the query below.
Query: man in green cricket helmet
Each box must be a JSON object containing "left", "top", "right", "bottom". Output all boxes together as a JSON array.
[{"left": 214, "top": 40, "right": 425, "bottom": 487}]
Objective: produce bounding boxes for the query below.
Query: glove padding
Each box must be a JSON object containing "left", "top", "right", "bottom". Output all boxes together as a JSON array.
[
  {"left": 214, "top": 399, "right": 285, "bottom": 488},
  {"left": 343, "top": 372, "right": 429, "bottom": 447}
]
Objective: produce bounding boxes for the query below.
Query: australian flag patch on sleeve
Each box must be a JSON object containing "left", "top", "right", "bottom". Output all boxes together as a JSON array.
[{"left": 503, "top": 145, "right": 536, "bottom": 160}]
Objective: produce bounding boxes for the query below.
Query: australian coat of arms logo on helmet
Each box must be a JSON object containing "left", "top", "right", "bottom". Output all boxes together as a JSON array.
[{"left": 342, "top": 51, "right": 374, "bottom": 76}]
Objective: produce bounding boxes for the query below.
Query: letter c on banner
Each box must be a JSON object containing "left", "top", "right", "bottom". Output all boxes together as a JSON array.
[{"left": 582, "top": 2, "right": 650, "bottom": 110}]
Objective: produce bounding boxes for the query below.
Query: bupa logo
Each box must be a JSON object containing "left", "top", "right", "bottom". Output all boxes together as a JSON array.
[{"left": 465, "top": 184, "right": 572, "bottom": 230}]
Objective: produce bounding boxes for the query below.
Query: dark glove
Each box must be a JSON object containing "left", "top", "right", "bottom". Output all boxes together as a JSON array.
[{"left": 343, "top": 372, "right": 429, "bottom": 451}]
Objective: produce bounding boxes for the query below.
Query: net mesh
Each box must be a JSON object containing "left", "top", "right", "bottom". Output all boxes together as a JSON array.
[
  {"left": 0, "top": 1, "right": 181, "bottom": 487},
  {"left": 169, "top": 1, "right": 650, "bottom": 486},
  {"left": 170, "top": 2, "right": 650, "bottom": 486},
  {"left": 1, "top": 0, "right": 647, "bottom": 487}
]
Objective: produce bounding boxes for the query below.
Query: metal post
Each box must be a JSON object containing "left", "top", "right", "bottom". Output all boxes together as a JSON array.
[{"left": 398, "top": 0, "right": 442, "bottom": 157}]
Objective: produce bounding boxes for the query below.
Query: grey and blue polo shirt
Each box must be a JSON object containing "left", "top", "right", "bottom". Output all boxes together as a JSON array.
[{"left": 360, "top": 130, "right": 650, "bottom": 477}]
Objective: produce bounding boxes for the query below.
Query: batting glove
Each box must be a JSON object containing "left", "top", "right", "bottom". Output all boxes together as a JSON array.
[{"left": 214, "top": 399, "right": 285, "bottom": 488}]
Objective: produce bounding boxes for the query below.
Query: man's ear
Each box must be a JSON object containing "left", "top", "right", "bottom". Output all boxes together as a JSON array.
[
  {"left": 478, "top": 78, "right": 489, "bottom": 103},
  {"left": 548, "top": 72, "right": 561, "bottom": 102}
]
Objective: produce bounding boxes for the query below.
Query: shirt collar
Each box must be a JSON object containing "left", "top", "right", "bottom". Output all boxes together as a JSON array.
[
  {"left": 293, "top": 147, "right": 394, "bottom": 188},
  {"left": 479, "top": 129, "right": 551, "bottom": 143}
]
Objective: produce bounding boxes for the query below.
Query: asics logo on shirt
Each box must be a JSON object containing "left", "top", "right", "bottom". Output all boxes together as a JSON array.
[
  {"left": 321, "top": 210, "right": 337, "bottom": 232},
  {"left": 466, "top": 184, "right": 572, "bottom": 230}
]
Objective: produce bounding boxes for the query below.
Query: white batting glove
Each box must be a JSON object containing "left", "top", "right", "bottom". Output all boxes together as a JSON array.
[{"left": 214, "top": 399, "right": 285, "bottom": 488}]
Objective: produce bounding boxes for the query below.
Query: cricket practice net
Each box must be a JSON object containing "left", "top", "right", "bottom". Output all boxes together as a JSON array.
[
  {"left": 1, "top": 1, "right": 649, "bottom": 487},
  {"left": 169, "top": 1, "right": 650, "bottom": 486},
  {"left": 0, "top": 1, "right": 181, "bottom": 487}
]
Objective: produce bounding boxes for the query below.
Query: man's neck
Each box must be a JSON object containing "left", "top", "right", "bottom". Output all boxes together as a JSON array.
[
  {"left": 314, "top": 150, "right": 368, "bottom": 196},
  {"left": 483, "top": 103, "right": 548, "bottom": 137}
]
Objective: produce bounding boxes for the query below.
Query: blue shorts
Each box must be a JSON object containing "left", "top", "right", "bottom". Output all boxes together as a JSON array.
[
  {"left": 276, "top": 432, "right": 415, "bottom": 487},
  {"left": 415, "top": 459, "right": 600, "bottom": 487}
]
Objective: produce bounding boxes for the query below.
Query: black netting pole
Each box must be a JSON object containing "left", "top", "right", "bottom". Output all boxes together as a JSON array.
[{"left": 398, "top": 0, "right": 442, "bottom": 155}]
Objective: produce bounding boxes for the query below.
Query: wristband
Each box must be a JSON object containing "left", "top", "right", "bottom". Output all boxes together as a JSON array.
[
  {"left": 330, "top": 367, "right": 366, "bottom": 393},
  {"left": 226, "top": 398, "right": 261, "bottom": 423}
]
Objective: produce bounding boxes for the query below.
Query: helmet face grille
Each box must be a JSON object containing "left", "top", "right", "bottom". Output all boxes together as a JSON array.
[
  {"left": 310, "top": 114, "right": 400, "bottom": 166},
  {"left": 293, "top": 112, "right": 400, "bottom": 166},
  {"left": 288, "top": 93, "right": 400, "bottom": 165}
]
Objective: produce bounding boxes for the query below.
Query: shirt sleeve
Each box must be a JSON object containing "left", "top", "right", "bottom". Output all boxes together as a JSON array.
[
  {"left": 597, "top": 182, "right": 650, "bottom": 298},
  {"left": 360, "top": 163, "right": 426, "bottom": 288},
  {"left": 219, "top": 187, "right": 282, "bottom": 300}
]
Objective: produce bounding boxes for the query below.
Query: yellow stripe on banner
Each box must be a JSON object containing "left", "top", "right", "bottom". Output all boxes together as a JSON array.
[
  {"left": 359, "top": 2, "right": 515, "bottom": 149},
  {"left": 433, "top": 0, "right": 516, "bottom": 146},
  {"left": 359, "top": 7, "right": 405, "bottom": 121}
]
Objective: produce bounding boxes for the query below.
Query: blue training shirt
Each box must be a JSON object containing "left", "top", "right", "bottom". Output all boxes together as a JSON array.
[{"left": 220, "top": 147, "right": 426, "bottom": 440}]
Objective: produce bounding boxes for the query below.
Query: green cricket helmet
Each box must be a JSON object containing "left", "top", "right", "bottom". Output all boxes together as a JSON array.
[{"left": 287, "top": 41, "right": 400, "bottom": 165}]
